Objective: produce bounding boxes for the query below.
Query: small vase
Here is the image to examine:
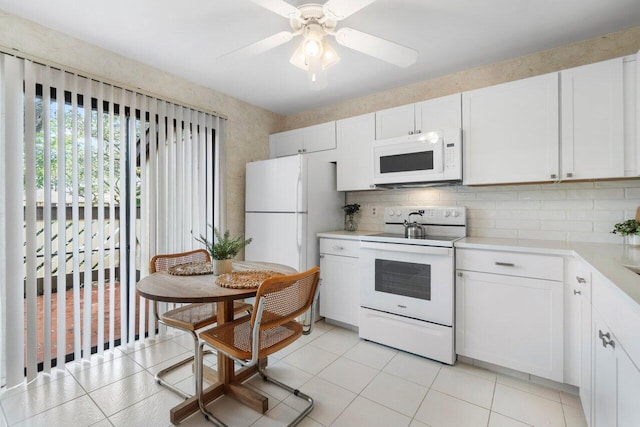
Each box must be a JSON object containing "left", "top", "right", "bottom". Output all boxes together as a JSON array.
[
  {"left": 345, "top": 214, "right": 358, "bottom": 232},
  {"left": 626, "top": 235, "right": 640, "bottom": 246},
  {"left": 212, "top": 259, "right": 233, "bottom": 275}
]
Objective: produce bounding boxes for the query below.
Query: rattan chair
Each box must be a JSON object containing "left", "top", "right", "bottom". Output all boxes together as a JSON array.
[
  {"left": 150, "top": 249, "right": 252, "bottom": 399},
  {"left": 195, "top": 267, "right": 321, "bottom": 427}
]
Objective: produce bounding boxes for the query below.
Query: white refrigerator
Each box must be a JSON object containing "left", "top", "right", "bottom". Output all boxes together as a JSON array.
[{"left": 245, "top": 155, "right": 344, "bottom": 274}]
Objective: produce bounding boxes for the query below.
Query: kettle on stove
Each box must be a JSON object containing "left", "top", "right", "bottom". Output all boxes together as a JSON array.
[{"left": 403, "top": 211, "right": 425, "bottom": 239}]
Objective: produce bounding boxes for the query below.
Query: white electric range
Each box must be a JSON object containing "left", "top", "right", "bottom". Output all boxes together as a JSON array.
[{"left": 359, "top": 206, "right": 466, "bottom": 364}]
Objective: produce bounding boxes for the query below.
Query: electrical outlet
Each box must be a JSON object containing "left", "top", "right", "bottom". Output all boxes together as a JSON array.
[{"left": 371, "top": 207, "right": 377, "bottom": 216}]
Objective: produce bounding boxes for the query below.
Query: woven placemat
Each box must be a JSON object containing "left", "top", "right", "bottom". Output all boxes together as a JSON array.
[
  {"left": 215, "top": 270, "right": 284, "bottom": 289},
  {"left": 168, "top": 261, "right": 213, "bottom": 276}
]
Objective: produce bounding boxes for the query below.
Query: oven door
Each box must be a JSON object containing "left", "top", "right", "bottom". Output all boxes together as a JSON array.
[
  {"left": 372, "top": 132, "right": 444, "bottom": 184},
  {"left": 360, "top": 241, "right": 454, "bottom": 326}
]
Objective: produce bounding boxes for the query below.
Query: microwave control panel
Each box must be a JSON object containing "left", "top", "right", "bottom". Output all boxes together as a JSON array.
[{"left": 443, "top": 129, "right": 462, "bottom": 180}]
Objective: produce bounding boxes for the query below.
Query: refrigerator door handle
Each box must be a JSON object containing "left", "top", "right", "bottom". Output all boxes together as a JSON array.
[{"left": 295, "top": 163, "right": 302, "bottom": 252}]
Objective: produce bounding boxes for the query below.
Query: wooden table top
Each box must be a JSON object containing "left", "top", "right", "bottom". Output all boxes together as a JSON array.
[{"left": 136, "top": 260, "right": 297, "bottom": 303}]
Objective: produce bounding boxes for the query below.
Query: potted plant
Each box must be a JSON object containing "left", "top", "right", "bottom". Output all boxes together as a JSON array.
[
  {"left": 194, "top": 227, "right": 253, "bottom": 274},
  {"left": 343, "top": 203, "right": 360, "bottom": 232},
  {"left": 611, "top": 219, "right": 640, "bottom": 246}
]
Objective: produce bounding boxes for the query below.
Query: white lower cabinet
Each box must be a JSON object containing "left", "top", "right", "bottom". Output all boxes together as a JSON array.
[
  {"left": 456, "top": 249, "right": 564, "bottom": 381},
  {"left": 592, "top": 308, "right": 640, "bottom": 427},
  {"left": 578, "top": 269, "right": 593, "bottom": 426},
  {"left": 591, "top": 270, "right": 640, "bottom": 427},
  {"left": 319, "top": 238, "right": 360, "bottom": 327},
  {"left": 564, "top": 258, "right": 592, "bottom": 388}
]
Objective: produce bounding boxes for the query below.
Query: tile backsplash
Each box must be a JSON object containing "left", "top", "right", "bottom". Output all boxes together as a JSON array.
[{"left": 346, "top": 180, "right": 640, "bottom": 243}]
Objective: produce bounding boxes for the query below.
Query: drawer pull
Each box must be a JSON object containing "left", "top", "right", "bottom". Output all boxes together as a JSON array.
[
  {"left": 599, "top": 330, "right": 616, "bottom": 349},
  {"left": 332, "top": 245, "right": 345, "bottom": 251},
  {"left": 576, "top": 276, "right": 586, "bottom": 284},
  {"left": 495, "top": 262, "right": 515, "bottom": 267},
  {"left": 573, "top": 289, "right": 582, "bottom": 295}
]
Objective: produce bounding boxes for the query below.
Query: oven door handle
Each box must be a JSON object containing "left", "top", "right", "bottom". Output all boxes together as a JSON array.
[{"left": 360, "top": 241, "right": 453, "bottom": 256}]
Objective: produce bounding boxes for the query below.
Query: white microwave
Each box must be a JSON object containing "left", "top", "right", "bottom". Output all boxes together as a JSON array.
[{"left": 372, "top": 129, "right": 462, "bottom": 185}]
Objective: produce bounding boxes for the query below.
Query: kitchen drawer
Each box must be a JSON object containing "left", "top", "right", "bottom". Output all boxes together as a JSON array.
[
  {"left": 456, "top": 248, "right": 563, "bottom": 281},
  {"left": 320, "top": 238, "right": 360, "bottom": 258}
]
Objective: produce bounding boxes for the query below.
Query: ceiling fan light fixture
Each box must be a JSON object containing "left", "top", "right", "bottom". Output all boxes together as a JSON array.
[
  {"left": 302, "top": 37, "right": 323, "bottom": 57},
  {"left": 320, "top": 40, "right": 340, "bottom": 70},
  {"left": 289, "top": 43, "right": 307, "bottom": 70},
  {"left": 290, "top": 39, "right": 340, "bottom": 73}
]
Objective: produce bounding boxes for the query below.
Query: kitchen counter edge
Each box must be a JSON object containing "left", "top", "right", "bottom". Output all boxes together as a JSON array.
[{"left": 317, "top": 230, "right": 380, "bottom": 240}]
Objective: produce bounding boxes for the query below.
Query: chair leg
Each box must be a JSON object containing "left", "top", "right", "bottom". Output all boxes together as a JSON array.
[
  {"left": 155, "top": 330, "right": 214, "bottom": 400},
  {"left": 196, "top": 341, "right": 227, "bottom": 427},
  {"left": 258, "top": 364, "right": 314, "bottom": 427}
]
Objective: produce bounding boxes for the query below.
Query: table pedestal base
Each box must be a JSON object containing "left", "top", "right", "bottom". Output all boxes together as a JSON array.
[{"left": 169, "top": 361, "right": 269, "bottom": 424}]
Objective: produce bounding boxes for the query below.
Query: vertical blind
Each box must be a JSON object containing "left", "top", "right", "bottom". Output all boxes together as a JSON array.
[{"left": 0, "top": 54, "right": 226, "bottom": 387}]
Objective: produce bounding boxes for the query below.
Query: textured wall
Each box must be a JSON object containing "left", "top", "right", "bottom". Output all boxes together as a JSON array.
[
  {"left": 0, "top": 10, "right": 284, "bottom": 242},
  {"left": 283, "top": 26, "right": 640, "bottom": 130}
]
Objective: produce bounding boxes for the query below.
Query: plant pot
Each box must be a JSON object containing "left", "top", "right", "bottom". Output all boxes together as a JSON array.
[
  {"left": 212, "top": 259, "right": 233, "bottom": 275},
  {"left": 345, "top": 213, "right": 358, "bottom": 232},
  {"left": 626, "top": 235, "right": 640, "bottom": 246}
]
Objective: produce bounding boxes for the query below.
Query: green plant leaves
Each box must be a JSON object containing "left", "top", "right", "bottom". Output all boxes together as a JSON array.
[{"left": 193, "top": 226, "right": 253, "bottom": 260}]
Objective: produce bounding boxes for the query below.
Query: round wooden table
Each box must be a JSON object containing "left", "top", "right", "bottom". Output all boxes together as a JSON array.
[{"left": 136, "top": 260, "right": 297, "bottom": 424}]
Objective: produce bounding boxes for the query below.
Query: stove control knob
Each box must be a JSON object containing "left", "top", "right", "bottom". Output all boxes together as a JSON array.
[
  {"left": 451, "top": 211, "right": 460, "bottom": 217},
  {"left": 444, "top": 211, "right": 451, "bottom": 217},
  {"left": 394, "top": 210, "right": 402, "bottom": 216}
]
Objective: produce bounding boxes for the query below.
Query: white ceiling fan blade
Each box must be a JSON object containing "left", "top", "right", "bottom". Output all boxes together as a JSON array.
[
  {"left": 334, "top": 27, "right": 418, "bottom": 67},
  {"left": 251, "top": 0, "right": 301, "bottom": 19},
  {"left": 323, "top": 0, "right": 376, "bottom": 20},
  {"left": 220, "top": 31, "right": 294, "bottom": 60}
]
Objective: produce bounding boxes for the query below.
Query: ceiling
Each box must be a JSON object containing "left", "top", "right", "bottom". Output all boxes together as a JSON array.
[{"left": 1, "top": 0, "right": 639, "bottom": 115}]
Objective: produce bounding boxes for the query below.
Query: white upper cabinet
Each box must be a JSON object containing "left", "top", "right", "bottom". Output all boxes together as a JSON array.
[
  {"left": 561, "top": 57, "right": 624, "bottom": 180},
  {"left": 462, "top": 72, "right": 560, "bottom": 185},
  {"left": 336, "top": 113, "right": 376, "bottom": 191},
  {"left": 375, "top": 94, "right": 461, "bottom": 140},
  {"left": 270, "top": 121, "right": 336, "bottom": 158},
  {"left": 463, "top": 55, "right": 633, "bottom": 186},
  {"left": 375, "top": 103, "right": 415, "bottom": 139},
  {"left": 416, "top": 93, "right": 462, "bottom": 132}
]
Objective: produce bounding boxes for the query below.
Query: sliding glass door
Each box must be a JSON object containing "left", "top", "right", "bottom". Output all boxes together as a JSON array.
[{"left": 0, "top": 54, "right": 224, "bottom": 387}]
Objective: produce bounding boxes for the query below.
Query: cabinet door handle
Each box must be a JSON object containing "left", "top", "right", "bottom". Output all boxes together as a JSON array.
[
  {"left": 416, "top": 129, "right": 421, "bottom": 134},
  {"left": 576, "top": 276, "right": 586, "bottom": 284},
  {"left": 599, "top": 329, "right": 616, "bottom": 349},
  {"left": 573, "top": 289, "right": 582, "bottom": 295},
  {"left": 319, "top": 254, "right": 324, "bottom": 259},
  {"left": 550, "top": 174, "right": 557, "bottom": 179},
  {"left": 566, "top": 172, "right": 573, "bottom": 178},
  {"left": 495, "top": 262, "right": 515, "bottom": 267},
  {"left": 302, "top": 148, "right": 307, "bottom": 153},
  {"left": 457, "top": 272, "right": 463, "bottom": 277},
  {"left": 408, "top": 131, "right": 414, "bottom": 135}
]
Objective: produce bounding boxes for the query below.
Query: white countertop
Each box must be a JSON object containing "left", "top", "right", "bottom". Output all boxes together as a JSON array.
[
  {"left": 456, "top": 237, "right": 640, "bottom": 309},
  {"left": 317, "top": 230, "right": 380, "bottom": 240}
]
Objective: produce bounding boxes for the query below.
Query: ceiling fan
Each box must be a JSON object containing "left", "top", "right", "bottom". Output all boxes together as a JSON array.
[{"left": 224, "top": 0, "right": 419, "bottom": 89}]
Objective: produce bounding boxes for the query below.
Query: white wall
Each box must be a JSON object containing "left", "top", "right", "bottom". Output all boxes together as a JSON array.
[{"left": 348, "top": 180, "right": 640, "bottom": 243}]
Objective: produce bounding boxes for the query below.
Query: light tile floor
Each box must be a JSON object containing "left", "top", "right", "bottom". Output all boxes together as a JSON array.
[{"left": 0, "top": 321, "right": 587, "bottom": 427}]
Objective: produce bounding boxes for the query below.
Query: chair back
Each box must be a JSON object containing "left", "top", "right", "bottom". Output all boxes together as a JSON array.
[
  {"left": 150, "top": 249, "right": 210, "bottom": 273},
  {"left": 251, "top": 267, "right": 320, "bottom": 331}
]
